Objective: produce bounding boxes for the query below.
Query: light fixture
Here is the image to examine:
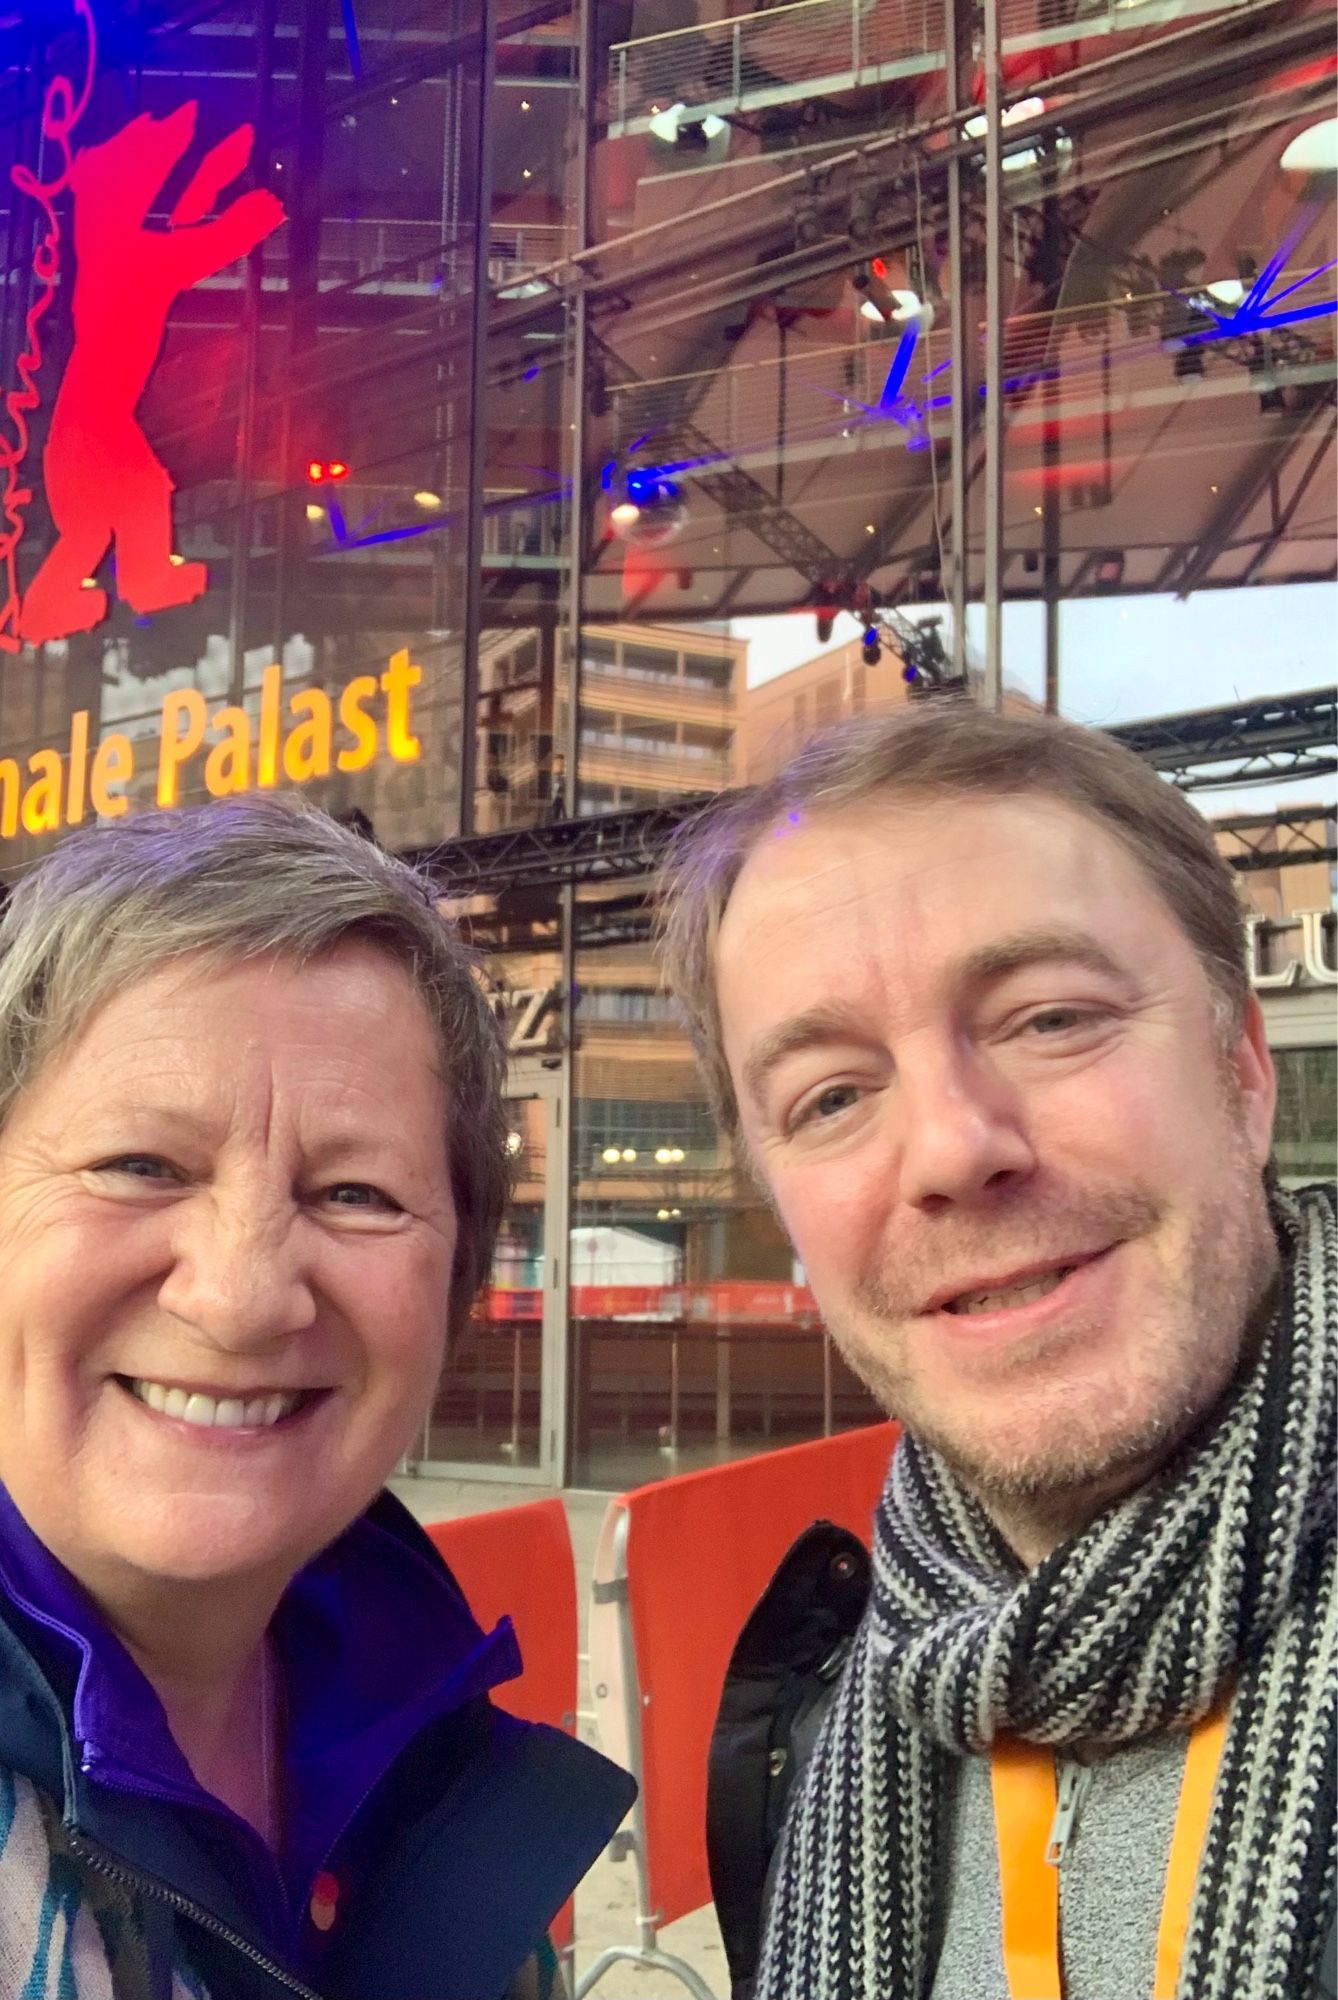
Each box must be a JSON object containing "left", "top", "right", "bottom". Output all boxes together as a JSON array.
[
  {"left": 414, "top": 490, "right": 443, "bottom": 509},
  {"left": 610, "top": 500, "right": 640, "bottom": 531},
  {"left": 865, "top": 523, "right": 876, "bottom": 535},
  {"left": 859, "top": 298, "right": 885, "bottom": 323},
  {"left": 1280, "top": 117, "right": 1338, "bottom": 176},
  {"left": 601, "top": 1146, "right": 621, "bottom": 1164},
  {"left": 657, "top": 1208, "right": 671, "bottom": 1220},
  {"left": 648, "top": 101, "right": 687, "bottom": 143},
  {"left": 889, "top": 289, "right": 923, "bottom": 322},
  {"left": 1204, "top": 278, "right": 1246, "bottom": 306},
  {"left": 305, "top": 503, "right": 325, "bottom": 522},
  {"left": 648, "top": 101, "right": 726, "bottom": 147},
  {"left": 655, "top": 1147, "right": 673, "bottom": 1164},
  {"left": 505, "top": 1132, "right": 523, "bottom": 1156},
  {"left": 168, "top": 553, "right": 185, "bottom": 566},
  {"left": 520, "top": 98, "right": 531, "bottom": 112},
  {"left": 862, "top": 625, "right": 881, "bottom": 666},
  {"left": 621, "top": 1147, "right": 637, "bottom": 1163}
]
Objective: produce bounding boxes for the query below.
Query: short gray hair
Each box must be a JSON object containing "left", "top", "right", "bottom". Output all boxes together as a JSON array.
[
  {"left": 0, "top": 796, "right": 510, "bottom": 1346},
  {"left": 658, "top": 704, "right": 1249, "bottom": 1136}
]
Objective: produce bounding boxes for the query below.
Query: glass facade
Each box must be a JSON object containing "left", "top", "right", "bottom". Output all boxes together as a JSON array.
[{"left": 0, "top": 3, "right": 1331, "bottom": 1487}]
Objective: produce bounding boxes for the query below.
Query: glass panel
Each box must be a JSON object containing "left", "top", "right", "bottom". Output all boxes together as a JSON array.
[
  {"left": 1272, "top": 1047, "right": 1338, "bottom": 1185},
  {"left": 568, "top": 931, "right": 883, "bottom": 1489},
  {"left": 423, "top": 1093, "right": 547, "bottom": 1469}
]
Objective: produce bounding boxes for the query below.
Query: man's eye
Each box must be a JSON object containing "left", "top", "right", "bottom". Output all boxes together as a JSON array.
[
  {"left": 794, "top": 1083, "right": 861, "bottom": 1129},
  {"left": 1021, "top": 1007, "right": 1099, "bottom": 1036}
]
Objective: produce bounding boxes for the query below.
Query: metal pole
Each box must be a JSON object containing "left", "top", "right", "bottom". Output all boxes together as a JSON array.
[
  {"left": 228, "top": 0, "right": 277, "bottom": 707},
  {"left": 458, "top": 0, "right": 496, "bottom": 837},
  {"left": 1041, "top": 139, "right": 1062, "bottom": 714},
  {"left": 982, "top": 0, "right": 1005, "bottom": 710},
  {"left": 945, "top": 0, "right": 968, "bottom": 677},
  {"left": 554, "top": 0, "right": 599, "bottom": 1488}
]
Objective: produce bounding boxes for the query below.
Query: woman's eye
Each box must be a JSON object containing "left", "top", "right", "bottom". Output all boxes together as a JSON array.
[
  {"left": 322, "top": 1182, "right": 402, "bottom": 1213},
  {"left": 93, "top": 1155, "right": 176, "bottom": 1182}
]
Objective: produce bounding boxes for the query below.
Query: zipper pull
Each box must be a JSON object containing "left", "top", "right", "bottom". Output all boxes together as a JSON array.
[{"left": 1046, "top": 1761, "right": 1094, "bottom": 1867}]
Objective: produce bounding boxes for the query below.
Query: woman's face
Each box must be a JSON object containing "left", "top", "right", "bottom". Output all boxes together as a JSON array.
[{"left": 0, "top": 943, "right": 458, "bottom": 1600}]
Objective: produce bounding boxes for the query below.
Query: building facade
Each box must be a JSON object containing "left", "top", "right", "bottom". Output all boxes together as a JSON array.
[{"left": 0, "top": 2, "right": 1331, "bottom": 1487}]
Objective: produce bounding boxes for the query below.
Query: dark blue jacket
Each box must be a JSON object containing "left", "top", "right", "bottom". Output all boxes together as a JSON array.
[{"left": 0, "top": 1486, "right": 635, "bottom": 1999}]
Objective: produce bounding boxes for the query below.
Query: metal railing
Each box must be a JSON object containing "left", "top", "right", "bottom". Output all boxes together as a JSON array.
[{"left": 608, "top": 0, "right": 1251, "bottom": 134}]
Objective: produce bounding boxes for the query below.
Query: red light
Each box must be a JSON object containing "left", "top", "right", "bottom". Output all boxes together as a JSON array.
[
  {"left": 327, "top": 460, "right": 349, "bottom": 481},
  {"left": 306, "top": 459, "right": 325, "bottom": 483},
  {"left": 871, "top": 257, "right": 888, "bottom": 281}
]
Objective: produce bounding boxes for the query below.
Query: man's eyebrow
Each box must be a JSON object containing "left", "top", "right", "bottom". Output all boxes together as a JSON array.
[
  {"left": 959, "top": 928, "right": 1130, "bottom": 991},
  {"left": 738, "top": 931, "right": 1130, "bottom": 1113},
  {"left": 741, "top": 1001, "right": 874, "bottom": 1115}
]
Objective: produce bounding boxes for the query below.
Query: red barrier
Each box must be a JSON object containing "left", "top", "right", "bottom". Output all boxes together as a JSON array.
[
  {"left": 425, "top": 1498, "right": 579, "bottom": 1952},
  {"left": 589, "top": 1423, "right": 897, "bottom": 1943}
]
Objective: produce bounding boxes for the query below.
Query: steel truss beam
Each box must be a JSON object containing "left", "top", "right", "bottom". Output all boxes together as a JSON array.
[
  {"left": 412, "top": 690, "right": 1337, "bottom": 902},
  {"left": 1108, "top": 689, "right": 1338, "bottom": 791},
  {"left": 591, "top": 334, "right": 847, "bottom": 592},
  {"left": 1215, "top": 808, "right": 1337, "bottom": 873}
]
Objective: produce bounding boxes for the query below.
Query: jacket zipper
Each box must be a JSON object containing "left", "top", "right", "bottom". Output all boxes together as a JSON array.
[
  {"left": 64, "top": 1827, "right": 324, "bottom": 2000},
  {"left": 1045, "top": 1758, "right": 1094, "bottom": 1867}
]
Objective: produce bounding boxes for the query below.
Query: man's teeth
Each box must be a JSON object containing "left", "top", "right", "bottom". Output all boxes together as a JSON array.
[
  {"left": 130, "top": 1380, "right": 301, "bottom": 1428},
  {"left": 950, "top": 1269, "right": 1071, "bottom": 1315}
]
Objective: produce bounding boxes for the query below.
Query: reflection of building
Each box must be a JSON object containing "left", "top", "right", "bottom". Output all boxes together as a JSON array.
[{"left": 476, "top": 621, "right": 745, "bottom": 827}]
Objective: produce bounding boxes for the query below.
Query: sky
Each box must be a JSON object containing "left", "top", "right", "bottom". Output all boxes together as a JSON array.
[{"left": 731, "top": 581, "right": 1337, "bottom": 821}]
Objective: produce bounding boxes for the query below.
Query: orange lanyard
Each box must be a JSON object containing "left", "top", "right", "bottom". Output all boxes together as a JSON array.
[{"left": 988, "top": 1702, "right": 1231, "bottom": 2000}]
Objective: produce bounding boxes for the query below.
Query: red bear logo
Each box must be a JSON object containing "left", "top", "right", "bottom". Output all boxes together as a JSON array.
[{"left": 18, "top": 106, "right": 285, "bottom": 645}]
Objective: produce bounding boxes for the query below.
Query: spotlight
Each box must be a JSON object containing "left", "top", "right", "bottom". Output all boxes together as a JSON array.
[
  {"left": 859, "top": 298, "right": 886, "bottom": 324},
  {"left": 608, "top": 470, "right": 686, "bottom": 548},
  {"left": 861, "top": 626, "right": 881, "bottom": 666},
  {"left": 414, "top": 490, "right": 443, "bottom": 509}
]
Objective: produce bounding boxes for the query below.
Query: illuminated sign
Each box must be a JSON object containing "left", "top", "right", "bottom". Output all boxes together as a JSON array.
[
  {"left": 0, "top": 2, "right": 286, "bottom": 651},
  {"left": 0, "top": 650, "right": 421, "bottom": 841}
]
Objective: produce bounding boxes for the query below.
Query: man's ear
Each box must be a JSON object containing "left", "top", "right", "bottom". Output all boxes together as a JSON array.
[{"left": 1230, "top": 993, "right": 1277, "bottom": 1169}]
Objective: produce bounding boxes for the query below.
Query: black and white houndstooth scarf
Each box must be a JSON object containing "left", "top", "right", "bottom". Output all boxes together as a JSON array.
[{"left": 757, "top": 1181, "right": 1337, "bottom": 2000}]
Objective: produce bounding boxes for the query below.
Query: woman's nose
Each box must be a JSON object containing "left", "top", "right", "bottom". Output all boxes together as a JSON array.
[{"left": 156, "top": 1183, "right": 317, "bottom": 1348}]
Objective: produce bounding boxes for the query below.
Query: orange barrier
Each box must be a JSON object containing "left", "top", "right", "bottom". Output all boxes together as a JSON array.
[
  {"left": 425, "top": 1498, "right": 579, "bottom": 1953},
  {"left": 583, "top": 1422, "right": 898, "bottom": 1997}
]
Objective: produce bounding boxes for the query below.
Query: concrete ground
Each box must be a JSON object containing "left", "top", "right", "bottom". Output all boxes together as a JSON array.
[{"left": 389, "top": 1472, "right": 730, "bottom": 2000}]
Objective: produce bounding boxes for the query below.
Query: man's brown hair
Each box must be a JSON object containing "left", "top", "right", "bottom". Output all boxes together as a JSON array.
[{"left": 657, "top": 705, "right": 1249, "bottom": 1135}]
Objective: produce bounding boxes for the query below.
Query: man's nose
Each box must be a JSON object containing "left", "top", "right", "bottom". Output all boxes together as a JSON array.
[
  {"left": 156, "top": 1182, "right": 317, "bottom": 1349},
  {"left": 895, "top": 1044, "right": 1037, "bottom": 1211}
]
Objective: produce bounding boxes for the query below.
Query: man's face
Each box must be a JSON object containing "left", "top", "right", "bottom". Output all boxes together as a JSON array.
[
  {"left": 715, "top": 793, "right": 1278, "bottom": 1512},
  {"left": 0, "top": 944, "right": 457, "bottom": 1602}
]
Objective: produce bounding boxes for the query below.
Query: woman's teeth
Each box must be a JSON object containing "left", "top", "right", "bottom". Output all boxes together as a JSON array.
[
  {"left": 949, "top": 1268, "right": 1071, "bottom": 1315},
  {"left": 129, "top": 1380, "right": 301, "bottom": 1428}
]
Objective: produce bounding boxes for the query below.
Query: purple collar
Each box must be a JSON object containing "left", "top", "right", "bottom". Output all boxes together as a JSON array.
[{"left": 0, "top": 1481, "right": 522, "bottom": 1924}]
